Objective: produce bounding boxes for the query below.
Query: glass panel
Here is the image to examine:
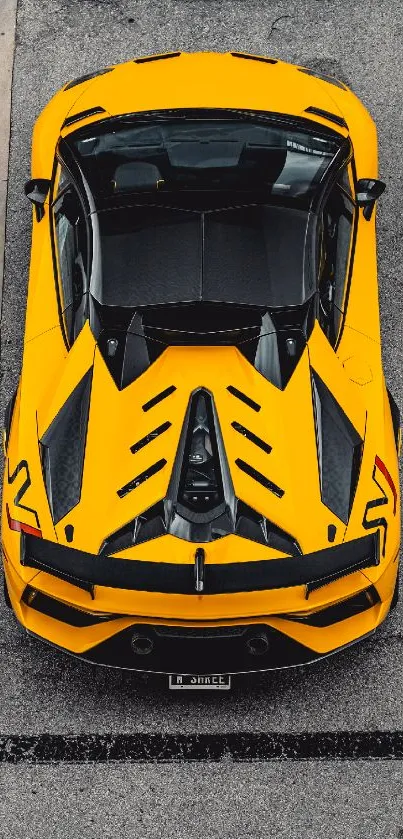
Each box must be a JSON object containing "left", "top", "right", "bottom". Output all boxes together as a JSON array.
[
  {"left": 53, "top": 186, "right": 89, "bottom": 333},
  {"left": 93, "top": 203, "right": 315, "bottom": 308},
  {"left": 64, "top": 113, "right": 345, "bottom": 312},
  {"left": 319, "top": 181, "right": 355, "bottom": 342},
  {"left": 54, "top": 211, "right": 75, "bottom": 311},
  {"left": 69, "top": 118, "right": 340, "bottom": 203}
]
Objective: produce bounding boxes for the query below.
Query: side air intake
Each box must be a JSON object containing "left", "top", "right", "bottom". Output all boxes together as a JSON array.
[
  {"left": 311, "top": 370, "right": 363, "bottom": 523},
  {"left": 40, "top": 369, "right": 92, "bottom": 524}
]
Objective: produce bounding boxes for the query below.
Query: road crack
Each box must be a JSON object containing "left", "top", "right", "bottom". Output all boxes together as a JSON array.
[{"left": 268, "top": 14, "right": 293, "bottom": 37}]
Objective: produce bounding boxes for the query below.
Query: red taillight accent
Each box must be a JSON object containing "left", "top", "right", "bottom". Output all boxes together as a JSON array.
[
  {"left": 6, "top": 505, "right": 42, "bottom": 538},
  {"left": 375, "top": 455, "right": 397, "bottom": 515}
]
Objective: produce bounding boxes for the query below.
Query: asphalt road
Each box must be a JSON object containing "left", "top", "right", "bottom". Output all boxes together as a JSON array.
[{"left": 1, "top": 0, "right": 403, "bottom": 836}]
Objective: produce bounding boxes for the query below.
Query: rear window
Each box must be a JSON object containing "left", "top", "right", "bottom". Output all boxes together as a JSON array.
[{"left": 94, "top": 203, "right": 316, "bottom": 308}]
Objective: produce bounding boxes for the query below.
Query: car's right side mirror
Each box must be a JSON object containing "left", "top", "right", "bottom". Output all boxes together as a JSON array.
[
  {"left": 356, "top": 177, "right": 386, "bottom": 221},
  {"left": 24, "top": 178, "right": 51, "bottom": 222}
]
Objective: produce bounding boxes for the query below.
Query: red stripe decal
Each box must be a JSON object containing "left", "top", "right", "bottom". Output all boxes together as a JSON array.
[
  {"left": 6, "top": 505, "right": 42, "bottom": 538},
  {"left": 375, "top": 455, "right": 397, "bottom": 515}
]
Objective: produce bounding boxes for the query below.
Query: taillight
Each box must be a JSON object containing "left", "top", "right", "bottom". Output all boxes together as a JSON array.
[
  {"left": 375, "top": 455, "right": 397, "bottom": 514},
  {"left": 6, "top": 505, "right": 42, "bottom": 538}
]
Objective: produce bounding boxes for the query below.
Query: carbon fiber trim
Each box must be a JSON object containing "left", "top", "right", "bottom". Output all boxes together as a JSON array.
[
  {"left": 22, "top": 531, "right": 379, "bottom": 595},
  {"left": 304, "top": 106, "right": 347, "bottom": 128},
  {"left": 62, "top": 107, "right": 106, "bottom": 129}
]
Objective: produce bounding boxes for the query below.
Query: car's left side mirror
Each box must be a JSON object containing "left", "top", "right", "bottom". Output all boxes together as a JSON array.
[
  {"left": 356, "top": 178, "right": 386, "bottom": 221},
  {"left": 24, "top": 178, "right": 51, "bottom": 222}
]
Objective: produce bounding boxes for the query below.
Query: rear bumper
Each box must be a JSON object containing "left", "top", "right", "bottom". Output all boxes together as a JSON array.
[
  {"left": 2, "top": 527, "right": 398, "bottom": 674},
  {"left": 3, "top": 549, "right": 397, "bottom": 675},
  {"left": 28, "top": 620, "right": 376, "bottom": 675}
]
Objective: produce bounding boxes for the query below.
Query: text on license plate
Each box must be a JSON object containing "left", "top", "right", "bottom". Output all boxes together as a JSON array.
[{"left": 169, "top": 674, "right": 231, "bottom": 690}]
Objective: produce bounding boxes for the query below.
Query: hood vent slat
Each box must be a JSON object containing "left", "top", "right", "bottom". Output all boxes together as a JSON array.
[
  {"left": 117, "top": 459, "right": 167, "bottom": 498},
  {"left": 142, "top": 386, "right": 176, "bottom": 412},
  {"left": 235, "top": 458, "right": 284, "bottom": 498},
  {"left": 231, "top": 421, "right": 272, "bottom": 454},
  {"left": 227, "top": 386, "right": 261, "bottom": 412},
  {"left": 130, "top": 422, "right": 172, "bottom": 455}
]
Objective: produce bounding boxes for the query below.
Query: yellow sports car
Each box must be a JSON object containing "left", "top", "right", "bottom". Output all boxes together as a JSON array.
[{"left": 2, "top": 51, "right": 400, "bottom": 683}]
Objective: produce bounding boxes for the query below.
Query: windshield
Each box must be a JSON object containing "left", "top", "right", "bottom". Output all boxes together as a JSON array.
[
  {"left": 62, "top": 113, "right": 342, "bottom": 311},
  {"left": 70, "top": 116, "right": 340, "bottom": 202}
]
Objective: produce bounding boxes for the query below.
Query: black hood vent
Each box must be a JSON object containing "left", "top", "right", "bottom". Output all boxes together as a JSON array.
[{"left": 101, "top": 388, "right": 297, "bottom": 552}]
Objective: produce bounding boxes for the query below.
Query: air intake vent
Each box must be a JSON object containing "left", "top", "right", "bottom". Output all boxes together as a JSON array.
[
  {"left": 227, "top": 386, "right": 260, "bottom": 412},
  {"left": 22, "top": 587, "right": 114, "bottom": 627},
  {"left": 100, "top": 502, "right": 167, "bottom": 555},
  {"left": 311, "top": 370, "right": 363, "bottom": 523},
  {"left": 62, "top": 106, "right": 106, "bottom": 129},
  {"left": 130, "top": 422, "right": 171, "bottom": 455},
  {"left": 235, "top": 458, "right": 284, "bottom": 498},
  {"left": 134, "top": 52, "right": 181, "bottom": 64},
  {"left": 117, "top": 459, "right": 167, "bottom": 498},
  {"left": 236, "top": 501, "right": 300, "bottom": 555},
  {"left": 231, "top": 52, "right": 277, "bottom": 64},
  {"left": 142, "top": 386, "right": 176, "bottom": 412},
  {"left": 304, "top": 106, "right": 347, "bottom": 128},
  {"left": 40, "top": 369, "right": 92, "bottom": 524},
  {"left": 286, "top": 586, "right": 379, "bottom": 627},
  {"left": 231, "top": 421, "right": 272, "bottom": 454}
]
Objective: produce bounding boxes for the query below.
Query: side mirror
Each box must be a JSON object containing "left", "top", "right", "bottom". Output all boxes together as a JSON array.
[
  {"left": 356, "top": 178, "right": 386, "bottom": 221},
  {"left": 111, "top": 162, "right": 164, "bottom": 193},
  {"left": 24, "top": 178, "right": 51, "bottom": 221}
]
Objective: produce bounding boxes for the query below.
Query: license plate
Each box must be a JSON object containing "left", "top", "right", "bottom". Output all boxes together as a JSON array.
[{"left": 169, "top": 673, "right": 231, "bottom": 690}]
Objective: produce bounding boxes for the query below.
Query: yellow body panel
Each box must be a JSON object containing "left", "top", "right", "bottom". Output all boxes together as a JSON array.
[{"left": 2, "top": 52, "right": 400, "bottom": 672}]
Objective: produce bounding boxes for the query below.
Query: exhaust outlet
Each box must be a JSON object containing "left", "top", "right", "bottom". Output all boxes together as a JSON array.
[
  {"left": 131, "top": 633, "right": 154, "bottom": 656},
  {"left": 246, "top": 631, "right": 270, "bottom": 657}
]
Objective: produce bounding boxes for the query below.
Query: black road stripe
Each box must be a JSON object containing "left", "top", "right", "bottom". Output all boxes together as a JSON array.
[{"left": 1, "top": 732, "right": 403, "bottom": 763}]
